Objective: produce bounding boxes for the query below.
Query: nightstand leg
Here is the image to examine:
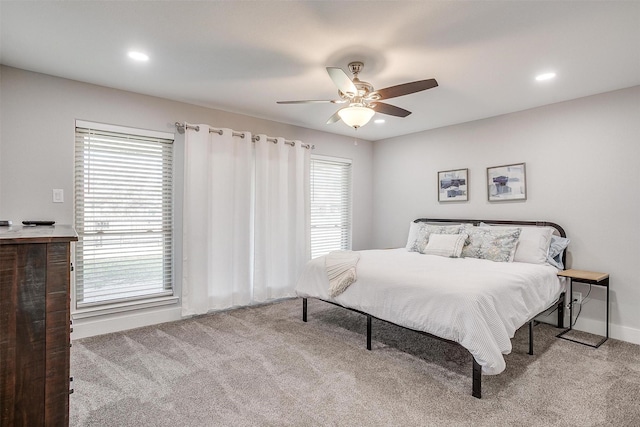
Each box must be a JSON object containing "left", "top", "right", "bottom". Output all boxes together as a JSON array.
[
  {"left": 366, "top": 315, "right": 372, "bottom": 350},
  {"left": 568, "top": 278, "right": 573, "bottom": 330},
  {"left": 557, "top": 278, "right": 575, "bottom": 341},
  {"left": 606, "top": 281, "right": 609, "bottom": 339},
  {"left": 557, "top": 292, "right": 565, "bottom": 329}
]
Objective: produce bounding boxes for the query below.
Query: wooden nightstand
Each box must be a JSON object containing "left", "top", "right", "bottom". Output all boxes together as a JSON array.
[{"left": 556, "top": 269, "right": 609, "bottom": 348}]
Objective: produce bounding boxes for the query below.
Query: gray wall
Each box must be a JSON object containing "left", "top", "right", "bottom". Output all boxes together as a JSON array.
[
  {"left": 3, "top": 64, "right": 639, "bottom": 344},
  {"left": 372, "top": 86, "right": 640, "bottom": 343},
  {"left": 0, "top": 66, "right": 373, "bottom": 249},
  {"left": 0, "top": 65, "right": 373, "bottom": 337}
]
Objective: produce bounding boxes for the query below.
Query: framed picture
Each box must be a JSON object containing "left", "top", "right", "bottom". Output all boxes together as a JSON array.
[
  {"left": 438, "top": 168, "right": 468, "bottom": 202},
  {"left": 487, "top": 162, "right": 526, "bottom": 201}
]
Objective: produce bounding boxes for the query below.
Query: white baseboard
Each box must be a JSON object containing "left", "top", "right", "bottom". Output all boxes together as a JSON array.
[
  {"left": 69, "top": 297, "right": 291, "bottom": 340},
  {"left": 534, "top": 308, "right": 640, "bottom": 346},
  {"left": 72, "top": 305, "right": 182, "bottom": 339},
  {"left": 574, "top": 317, "right": 640, "bottom": 346}
]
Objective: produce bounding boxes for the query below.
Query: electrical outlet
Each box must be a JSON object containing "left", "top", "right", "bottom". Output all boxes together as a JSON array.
[
  {"left": 53, "top": 189, "right": 64, "bottom": 203},
  {"left": 572, "top": 291, "right": 583, "bottom": 304}
]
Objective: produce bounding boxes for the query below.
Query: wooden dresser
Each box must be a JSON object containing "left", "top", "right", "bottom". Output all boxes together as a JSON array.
[{"left": 0, "top": 225, "right": 77, "bottom": 426}]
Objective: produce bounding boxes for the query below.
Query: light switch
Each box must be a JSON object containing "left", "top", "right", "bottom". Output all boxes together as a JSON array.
[{"left": 53, "top": 189, "right": 64, "bottom": 203}]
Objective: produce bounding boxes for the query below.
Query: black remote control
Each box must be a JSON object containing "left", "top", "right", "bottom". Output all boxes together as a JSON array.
[{"left": 22, "top": 220, "right": 56, "bottom": 226}]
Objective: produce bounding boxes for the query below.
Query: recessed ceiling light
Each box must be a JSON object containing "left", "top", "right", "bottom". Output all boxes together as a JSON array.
[
  {"left": 535, "top": 72, "right": 556, "bottom": 81},
  {"left": 374, "top": 119, "right": 385, "bottom": 124},
  {"left": 128, "top": 51, "right": 149, "bottom": 61}
]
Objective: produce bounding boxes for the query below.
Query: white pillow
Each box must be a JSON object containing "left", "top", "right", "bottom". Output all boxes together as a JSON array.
[
  {"left": 514, "top": 226, "right": 555, "bottom": 264},
  {"left": 422, "top": 233, "right": 468, "bottom": 258},
  {"left": 479, "top": 223, "right": 554, "bottom": 264},
  {"left": 405, "top": 221, "right": 426, "bottom": 252}
]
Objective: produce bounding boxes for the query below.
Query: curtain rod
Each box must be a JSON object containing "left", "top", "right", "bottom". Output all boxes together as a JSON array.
[{"left": 174, "top": 122, "right": 314, "bottom": 149}]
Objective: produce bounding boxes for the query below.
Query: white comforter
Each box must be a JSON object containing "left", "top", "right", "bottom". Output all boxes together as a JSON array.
[{"left": 295, "top": 248, "right": 563, "bottom": 375}]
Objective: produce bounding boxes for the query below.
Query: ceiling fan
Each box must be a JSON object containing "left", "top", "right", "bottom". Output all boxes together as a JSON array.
[{"left": 277, "top": 61, "right": 438, "bottom": 129}]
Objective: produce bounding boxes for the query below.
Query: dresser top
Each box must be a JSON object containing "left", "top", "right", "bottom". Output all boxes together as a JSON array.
[{"left": 0, "top": 225, "right": 78, "bottom": 244}]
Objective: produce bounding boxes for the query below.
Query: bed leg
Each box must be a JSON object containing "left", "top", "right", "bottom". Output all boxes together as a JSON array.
[
  {"left": 557, "top": 292, "right": 565, "bottom": 329},
  {"left": 528, "top": 320, "right": 534, "bottom": 355},
  {"left": 472, "top": 358, "right": 482, "bottom": 399},
  {"left": 366, "top": 315, "right": 372, "bottom": 350},
  {"left": 302, "top": 298, "right": 307, "bottom": 322}
]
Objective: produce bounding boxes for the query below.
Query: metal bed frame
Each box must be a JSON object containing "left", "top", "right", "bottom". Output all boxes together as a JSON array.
[{"left": 300, "top": 218, "right": 568, "bottom": 399}]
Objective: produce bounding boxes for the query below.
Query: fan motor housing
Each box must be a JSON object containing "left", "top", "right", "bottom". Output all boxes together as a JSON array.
[{"left": 348, "top": 61, "right": 364, "bottom": 75}]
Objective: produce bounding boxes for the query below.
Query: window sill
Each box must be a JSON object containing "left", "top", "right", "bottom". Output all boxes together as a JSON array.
[{"left": 72, "top": 296, "right": 180, "bottom": 320}]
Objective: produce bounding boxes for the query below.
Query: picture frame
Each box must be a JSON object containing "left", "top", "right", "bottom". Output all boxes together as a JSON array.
[
  {"left": 438, "top": 168, "right": 468, "bottom": 202},
  {"left": 487, "top": 162, "right": 526, "bottom": 201}
]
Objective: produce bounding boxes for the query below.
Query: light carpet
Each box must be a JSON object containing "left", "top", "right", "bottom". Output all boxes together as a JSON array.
[{"left": 70, "top": 298, "right": 640, "bottom": 426}]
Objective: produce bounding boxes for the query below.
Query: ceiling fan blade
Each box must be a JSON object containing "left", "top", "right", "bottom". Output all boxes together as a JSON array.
[
  {"left": 375, "top": 79, "right": 438, "bottom": 100},
  {"left": 372, "top": 102, "right": 412, "bottom": 117},
  {"left": 277, "top": 99, "right": 345, "bottom": 104},
  {"left": 326, "top": 110, "right": 342, "bottom": 124},
  {"left": 326, "top": 67, "right": 358, "bottom": 96}
]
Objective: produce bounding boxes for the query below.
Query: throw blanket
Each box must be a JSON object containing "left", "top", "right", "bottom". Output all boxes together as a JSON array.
[{"left": 325, "top": 251, "right": 360, "bottom": 297}]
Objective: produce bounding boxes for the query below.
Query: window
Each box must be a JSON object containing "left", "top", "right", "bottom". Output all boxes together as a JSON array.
[
  {"left": 310, "top": 155, "right": 352, "bottom": 258},
  {"left": 74, "top": 121, "right": 174, "bottom": 308}
]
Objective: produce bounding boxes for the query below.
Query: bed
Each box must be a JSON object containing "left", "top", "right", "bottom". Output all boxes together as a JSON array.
[{"left": 295, "top": 218, "right": 568, "bottom": 398}]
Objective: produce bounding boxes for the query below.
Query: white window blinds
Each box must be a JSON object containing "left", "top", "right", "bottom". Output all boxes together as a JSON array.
[
  {"left": 74, "top": 122, "right": 174, "bottom": 308},
  {"left": 310, "top": 155, "right": 352, "bottom": 259}
]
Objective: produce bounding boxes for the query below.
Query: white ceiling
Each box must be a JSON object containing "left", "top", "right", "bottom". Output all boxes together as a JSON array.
[{"left": 1, "top": 1, "right": 639, "bottom": 141}]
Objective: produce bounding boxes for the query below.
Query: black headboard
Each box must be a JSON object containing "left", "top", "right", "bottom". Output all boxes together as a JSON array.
[
  {"left": 414, "top": 218, "right": 567, "bottom": 266},
  {"left": 414, "top": 218, "right": 566, "bottom": 237}
]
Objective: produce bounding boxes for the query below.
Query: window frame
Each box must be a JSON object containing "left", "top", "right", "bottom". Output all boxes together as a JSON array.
[
  {"left": 73, "top": 120, "right": 177, "bottom": 317},
  {"left": 309, "top": 154, "right": 353, "bottom": 259}
]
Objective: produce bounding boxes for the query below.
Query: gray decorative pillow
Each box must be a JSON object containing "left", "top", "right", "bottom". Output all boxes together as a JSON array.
[
  {"left": 479, "top": 222, "right": 555, "bottom": 265},
  {"left": 461, "top": 225, "right": 522, "bottom": 262},
  {"left": 406, "top": 222, "right": 463, "bottom": 253}
]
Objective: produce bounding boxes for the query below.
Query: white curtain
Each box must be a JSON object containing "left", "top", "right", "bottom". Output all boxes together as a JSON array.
[
  {"left": 254, "top": 135, "right": 310, "bottom": 302},
  {"left": 182, "top": 126, "right": 253, "bottom": 316},
  {"left": 182, "top": 127, "right": 309, "bottom": 316}
]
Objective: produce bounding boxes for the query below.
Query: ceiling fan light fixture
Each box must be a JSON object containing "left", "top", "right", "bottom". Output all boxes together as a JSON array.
[
  {"left": 338, "top": 105, "right": 375, "bottom": 129},
  {"left": 278, "top": 61, "right": 437, "bottom": 127}
]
